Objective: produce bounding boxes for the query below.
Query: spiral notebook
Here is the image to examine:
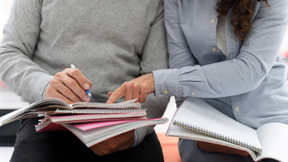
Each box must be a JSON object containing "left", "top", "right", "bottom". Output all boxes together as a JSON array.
[
  {"left": 35, "top": 114, "right": 148, "bottom": 132},
  {"left": 54, "top": 108, "right": 146, "bottom": 115},
  {"left": 0, "top": 98, "right": 141, "bottom": 126},
  {"left": 166, "top": 97, "right": 288, "bottom": 162},
  {"left": 44, "top": 111, "right": 147, "bottom": 124}
]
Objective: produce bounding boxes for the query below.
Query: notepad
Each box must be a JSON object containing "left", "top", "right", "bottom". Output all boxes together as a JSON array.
[{"left": 166, "top": 97, "right": 288, "bottom": 162}]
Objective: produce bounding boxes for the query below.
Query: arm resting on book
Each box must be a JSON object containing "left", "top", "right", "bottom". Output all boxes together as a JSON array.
[{"left": 197, "top": 141, "right": 249, "bottom": 157}]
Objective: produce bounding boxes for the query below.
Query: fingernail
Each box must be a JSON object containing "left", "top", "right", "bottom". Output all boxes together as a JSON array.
[
  {"left": 84, "top": 95, "right": 90, "bottom": 102},
  {"left": 84, "top": 83, "right": 90, "bottom": 90}
]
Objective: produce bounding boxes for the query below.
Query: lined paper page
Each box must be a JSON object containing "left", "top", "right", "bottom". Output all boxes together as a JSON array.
[{"left": 173, "top": 97, "right": 261, "bottom": 150}]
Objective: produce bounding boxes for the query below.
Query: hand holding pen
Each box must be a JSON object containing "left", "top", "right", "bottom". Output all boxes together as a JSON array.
[
  {"left": 71, "top": 64, "right": 93, "bottom": 99},
  {"left": 43, "top": 64, "right": 93, "bottom": 104}
]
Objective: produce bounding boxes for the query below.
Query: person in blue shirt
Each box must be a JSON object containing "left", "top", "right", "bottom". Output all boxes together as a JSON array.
[{"left": 107, "top": 0, "right": 288, "bottom": 161}]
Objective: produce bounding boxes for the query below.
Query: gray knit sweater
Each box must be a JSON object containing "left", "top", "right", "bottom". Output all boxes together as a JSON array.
[{"left": 0, "top": 0, "right": 168, "bottom": 146}]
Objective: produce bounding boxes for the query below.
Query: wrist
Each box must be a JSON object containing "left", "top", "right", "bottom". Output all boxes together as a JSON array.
[{"left": 42, "top": 82, "right": 50, "bottom": 99}]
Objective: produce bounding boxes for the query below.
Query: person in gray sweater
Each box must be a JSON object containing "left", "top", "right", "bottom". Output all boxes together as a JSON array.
[{"left": 0, "top": 0, "right": 169, "bottom": 161}]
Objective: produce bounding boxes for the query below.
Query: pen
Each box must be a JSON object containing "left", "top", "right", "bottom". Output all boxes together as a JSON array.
[{"left": 70, "top": 64, "right": 93, "bottom": 99}]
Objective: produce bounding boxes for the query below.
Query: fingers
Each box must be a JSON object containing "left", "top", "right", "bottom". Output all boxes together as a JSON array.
[
  {"left": 108, "top": 92, "right": 113, "bottom": 96},
  {"left": 106, "top": 85, "right": 126, "bottom": 104},
  {"left": 44, "top": 68, "right": 92, "bottom": 103},
  {"left": 107, "top": 81, "right": 140, "bottom": 104},
  {"left": 57, "top": 72, "right": 89, "bottom": 102},
  {"left": 132, "top": 83, "right": 140, "bottom": 103},
  {"left": 107, "top": 73, "right": 155, "bottom": 103},
  {"left": 125, "top": 82, "right": 134, "bottom": 102},
  {"left": 49, "top": 78, "right": 82, "bottom": 102},
  {"left": 139, "top": 87, "right": 148, "bottom": 103},
  {"left": 44, "top": 85, "right": 75, "bottom": 104},
  {"left": 65, "top": 68, "right": 92, "bottom": 90},
  {"left": 197, "top": 141, "right": 249, "bottom": 157},
  {"left": 90, "top": 130, "right": 135, "bottom": 156}
]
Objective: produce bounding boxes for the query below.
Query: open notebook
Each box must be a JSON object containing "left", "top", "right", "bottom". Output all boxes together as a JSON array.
[
  {"left": 166, "top": 97, "right": 288, "bottom": 162},
  {"left": 0, "top": 98, "right": 141, "bottom": 126}
]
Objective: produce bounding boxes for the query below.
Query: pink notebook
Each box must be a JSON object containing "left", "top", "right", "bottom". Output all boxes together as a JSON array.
[
  {"left": 72, "top": 119, "right": 147, "bottom": 131},
  {"left": 48, "top": 112, "right": 147, "bottom": 124},
  {"left": 36, "top": 117, "right": 146, "bottom": 132},
  {"left": 36, "top": 121, "right": 67, "bottom": 132}
]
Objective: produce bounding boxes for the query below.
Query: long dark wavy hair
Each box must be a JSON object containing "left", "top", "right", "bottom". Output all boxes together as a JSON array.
[{"left": 216, "top": 0, "right": 270, "bottom": 44}]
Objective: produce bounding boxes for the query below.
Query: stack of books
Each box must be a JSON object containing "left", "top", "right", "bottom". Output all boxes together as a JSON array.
[{"left": 0, "top": 98, "right": 168, "bottom": 147}]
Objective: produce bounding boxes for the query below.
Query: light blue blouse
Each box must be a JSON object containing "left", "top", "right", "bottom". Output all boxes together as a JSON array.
[{"left": 153, "top": 0, "right": 288, "bottom": 129}]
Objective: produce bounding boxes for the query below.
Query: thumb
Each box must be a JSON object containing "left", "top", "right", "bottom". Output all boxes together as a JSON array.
[{"left": 108, "top": 92, "right": 113, "bottom": 96}]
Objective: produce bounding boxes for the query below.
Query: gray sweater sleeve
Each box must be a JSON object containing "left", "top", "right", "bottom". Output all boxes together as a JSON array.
[
  {"left": 135, "top": 0, "right": 169, "bottom": 146},
  {"left": 0, "top": 0, "right": 53, "bottom": 102}
]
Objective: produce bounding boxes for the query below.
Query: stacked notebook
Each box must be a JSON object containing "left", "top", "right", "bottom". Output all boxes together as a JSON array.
[{"left": 0, "top": 98, "right": 168, "bottom": 147}]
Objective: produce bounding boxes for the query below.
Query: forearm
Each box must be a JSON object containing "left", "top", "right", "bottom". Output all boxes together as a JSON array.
[
  {"left": 0, "top": 43, "right": 53, "bottom": 102},
  {"left": 0, "top": 0, "right": 53, "bottom": 102}
]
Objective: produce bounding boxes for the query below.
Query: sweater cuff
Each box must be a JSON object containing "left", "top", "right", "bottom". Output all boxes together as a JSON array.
[
  {"left": 42, "top": 81, "right": 50, "bottom": 99},
  {"left": 25, "top": 74, "right": 54, "bottom": 102}
]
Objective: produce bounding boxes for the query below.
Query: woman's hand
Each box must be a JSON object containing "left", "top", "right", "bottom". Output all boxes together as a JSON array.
[
  {"left": 197, "top": 141, "right": 249, "bottom": 156},
  {"left": 106, "top": 73, "right": 155, "bottom": 103}
]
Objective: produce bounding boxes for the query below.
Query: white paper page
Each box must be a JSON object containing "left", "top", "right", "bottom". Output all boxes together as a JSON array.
[
  {"left": 174, "top": 97, "right": 261, "bottom": 150},
  {"left": 85, "top": 118, "right": 169, "bottom": 147},
  {"left": 62, "top": 118, "right": 169, "bottom": 147},
  {"left": 70, "top": 99, "right": 141, "bottom": 109},
  {"left": 0, "top": 98, "right": 67, "bottom": 126},
  {"left": 115, "top": 98, "right": 137, "bottom": 104},
  {"left": 256, "top": 123, "right": 288, "bottom": 162},
  {"left": 82, "top": 118, "right": 169, "bottom": 141}
]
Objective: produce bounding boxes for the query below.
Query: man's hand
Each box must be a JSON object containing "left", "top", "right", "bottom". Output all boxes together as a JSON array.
[
  {"left": 44, "top": 68, "right": 92, "bottom": 104},
  {"left": 197, "top": 141, "right": 249, "bottom": 156},
  {"left": 106, "top": 73, "right": 155, "bottom": 103},
  {"left": 90, "top": 130, "right": 135, "bottom": 156}
]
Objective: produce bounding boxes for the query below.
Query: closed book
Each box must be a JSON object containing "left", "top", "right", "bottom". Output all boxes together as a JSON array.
[{"left": 62, "top": 117, "right": 169, "bottom": 147}]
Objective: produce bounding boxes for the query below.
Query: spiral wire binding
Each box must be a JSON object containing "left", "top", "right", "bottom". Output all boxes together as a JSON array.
[
  {"left": 55, "top": 108, "right": 147, "bottom": 115},
  {"left": 173, "top": 120, "right": 262, "bottom": 154}
]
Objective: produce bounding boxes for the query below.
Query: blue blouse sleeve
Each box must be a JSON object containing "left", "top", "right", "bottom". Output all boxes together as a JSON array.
[
  {"left": 154, "top": 0, "right": 288, "bottom": 98},
  {"left": 164, "top": 0, "right": 197, "bottom": 69}
]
